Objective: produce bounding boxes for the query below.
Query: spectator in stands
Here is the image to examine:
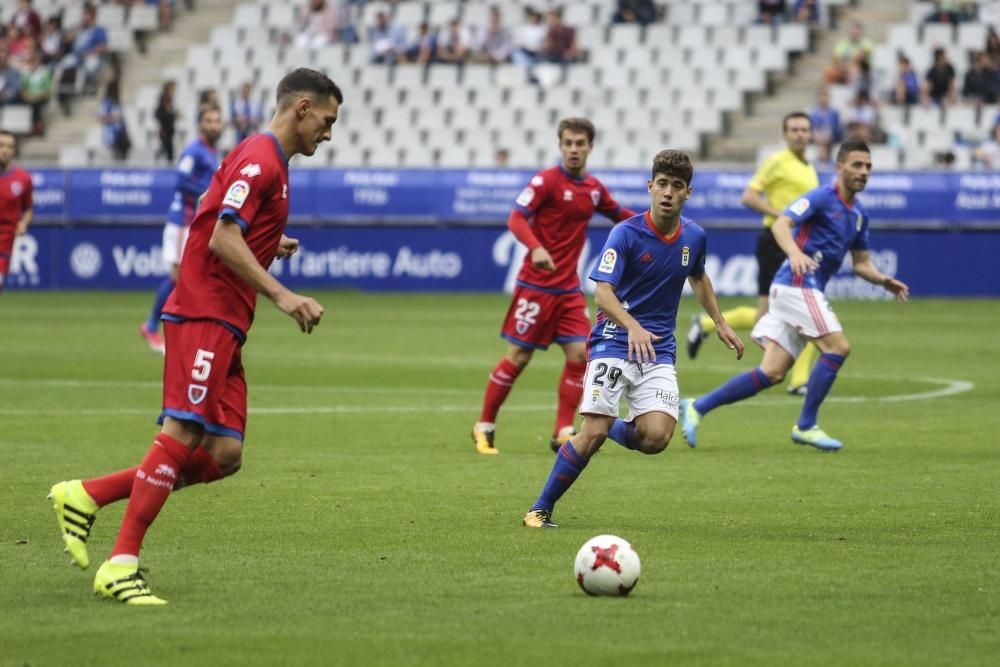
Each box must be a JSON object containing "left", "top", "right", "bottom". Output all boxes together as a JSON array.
[
  {"left": 149, "top": 0, "right": 175, "bottom": 31},
  {"left": 294, "top": 0, "right": 340, "bottom": 50},
  {"left": 986, "top": 28, "right": 1000, "bottom": 67},
  {"left": 368, "top": 11, "right": 407, "bottom": 64},
  {"left": 792, "top": 0, "right": 819, "bottom": 24},
  {"left": 891, "top": 54, "right": 921, "bottom": 106},
  {"left": 0, "top": 47, "right": 23, "bottom": 105},
  {"left": 758, "top": 0, "right": 787, "bottom": 24},
  {"left": 923, "top": 47, "right": 956, "bottom": 107},
  {"left": 963, "top": 51, "right": 1000, "bottom": 106},
  {"left": 436, "top": 18, "right": 471, "bottom": 65},
  {"left": 99, "top": 79, "right": 130, "bottom": 162},
  {"left": 154, "top": 80, "right": 176, "bottom": 162},
  {"left": 542, "top": 7, "right": 579, "bottom": 64},
  {"left": 973, "top": 122, "right": 1000, "bottom": 168},
  {"left": 405, "top": 22, "right": 437, "bottom": 65},
  {"left": 11, "top": 0, "right": 41, "bottom": 40},
  {"left": 924, "top": 0, "right": 961, "bottom": 25},
  {"left": 20, "top": 47, "right": 50, "bottom": 135},
  {"left": 40, "top": 15, "right": 65, "bottom": 65},
  {"left": 512, "top": 7, "right": 546, "bottom": 70},
  {"left": 810, "top": 88, "right": 841, "bottom": 162},
  {"left": 474, "top": 6, "right": 512, "bottom": 65},
  {"left": 231, "top": 81, "right": 263, "bottom": 143},
  {"left": 844, "top": 119, "right": 872, "bottom": 143},
  {"left": 60, "top": 2, "right": 108, "bottom": 95},
  {"left": 8, "top": 25, "right": 35, "bottom": 71},
  {"left": 495, "top": 147, "right": 509, "bottom": 167},
  {"left": 848, "top": 90, "right": 877, "bottom": 135},
  {"left": 851, "top": 55, "right": 879, "bottom": 100},
  {"left": 826, "top": 21, "right": 872, "bottom": 84},
  {"left": 612, "top": 0, "right": 657, "bottom": 25}
]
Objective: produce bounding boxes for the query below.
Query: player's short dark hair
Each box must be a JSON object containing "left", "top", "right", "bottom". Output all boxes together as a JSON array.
[
  {"left": 651, "top": 149, "right": 693, "bottom": 185},
  {"left": 836, "top": 140, "right": 871, "bottom": 163},
  {"left": 0, "top": 128, "right": 16, "bottom": 141},
  {"left": 276, "top": 68, "right": 343, "bottom": 108},
  {"left": 557, "top": 117, "right": 595, "bottom": 144},
  {"left": 197, "top": 104, "right": 221, "bottom": 123},
  {"left": 782, "top": 111, "right": 811, "bottom": 132}
]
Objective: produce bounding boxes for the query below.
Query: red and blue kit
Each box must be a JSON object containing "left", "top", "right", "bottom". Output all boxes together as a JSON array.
[
  {"left": 0, "top": 166, "right": 33, "bottom": 289},
  {"left": 502, "top": 165, "right": 631, "bottom": 349},
  {"left": 160, "top": 132, "right": 290, "bottom": 439}
]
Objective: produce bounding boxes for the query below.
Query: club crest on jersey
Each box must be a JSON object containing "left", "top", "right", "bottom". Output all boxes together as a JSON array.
[
  {"left": 590, "top": 189, "right": 600, "bottom": 206},
  {"left": 240, "top": 163, "right": 262, "bottom": 178},
  {"left": 10, "top": 181, "right": 22, "bottom": 196},
  {"left": 516, "top": 320, "right": 529, "bottom": 335},
  {"left": 591, "top": 387, "right": 600, "bottom": 404},
  {"left": 598, "top": 249, "right": 617, "bottom": 274},
  {"left": 188, "top": 384, "right": 208, "bottom": 405},
  {"left": 222, "top": 180, "right": 250, "bottom": 209},
  {"left": 563, "top": 189, "right": 573, "bottom": 201},
  {"left": 681, "top": 245, "right": 690, "bottom": 266}
]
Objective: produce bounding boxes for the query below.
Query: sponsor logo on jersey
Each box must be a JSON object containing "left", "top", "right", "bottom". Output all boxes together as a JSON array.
[
  {"left": 188, "top": 384, "right": 208, "bottom": 404},
  {"left": 563, "top": 189, "right": 573, "bottom": 201},
  {"left": 590, "top": 189, "right": 600, "bottom": 206},
  {"left": 597, "top": 249, "right": 617, "bottom": 274},
  {"left": 516, "top": 186, "right": 535, "bottom": 207},
  {"left": 10, "top": 181, "right": 23, "bottom": 196},
  {"left": 240, "top": 163, "right": 262, "bottom": 178},
  {"left": 789, "top": 198, "right": 810, "bottom": 216},
  {"left": 681, "top": 245, "right": 690, "bottom": 267},
  {"left": 640, "top": 252, "right": 653, "bottom": 263},
  {"left": 222, "top": 180, "right": 251, "bottom": 209}
]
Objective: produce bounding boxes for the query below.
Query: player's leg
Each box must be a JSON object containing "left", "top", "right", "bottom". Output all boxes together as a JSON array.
[
  {"left": 524, "top": 413, "right": 615, "bottom": 528},
  {"left": 473, "top": 342, "right": 534, "bottom": 454},
  {"left": 140, "top": 223, "right": 181, "bottom": 354},
  {"left": 550, "top": 292, "right": 590, "bottom": 450},
  {"left": 617, "top": 363, "right": 680, "bottom": 454},
  {"left": 787, "top": 342, "right": 820, "bottom": 396},
  {"left": 680, "top": 309, "right": 800, "bottom": 447},
  {"left": 791, "top": 330, "right": 850, "bottom": 451}
]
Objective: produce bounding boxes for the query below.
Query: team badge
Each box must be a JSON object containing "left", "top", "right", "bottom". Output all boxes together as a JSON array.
[
  {"left": 10, "top": 181, "right": 22, "bottom": 196},
  {"left": 681, "top": 245, "right": 690, "bottom": 267},
  {"left": 188, "top": 384, "right": 208, "bottom": 405},
  {"left": 516, "top": 320, "right": 529, "bottom": 335},
  {"left": 516, "top": 187, "right": 535, "bottom": 207},
  {"left": 563, "top": 189, "right": 573, "bottom": 201},
  {"left": 789, "top": 198, "right": 810, "bottom": 216},
  {"left": 590, "top": 189, "right": 600, "bottom": 206},
  {"left": 598, "top": 249, "right": 617, "bottom": 274},
  {"left": 240, "top": 163, "right": 262, "bottom": 178},
  {"left": 591, "top": 387, "right": 600, "bottom": 404},
  {"left": 222, "top": 180, "right": 251, "bottom": 209}
]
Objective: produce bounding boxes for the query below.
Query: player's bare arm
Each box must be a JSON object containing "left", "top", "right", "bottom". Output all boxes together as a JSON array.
[
  {"left": 15, "top": 207, "right": 32, "bottom": 236},
  {"left": 771, "top": 214, "right": 817, "bottom": 275},
  {"left": 740, "top": 188, "right": 781, "bottom": 219},
  {"left": 851, "top": 249, "right": 910, "bottom": 303},
  {"left": 687, "top": 272, "right": 745, "bottom": 360},
  {"left": 593, "top": 281, "right": 660, "bottom": 364},
  {"left": 209, "top": 217, "right": 324, "bottom": 333}
]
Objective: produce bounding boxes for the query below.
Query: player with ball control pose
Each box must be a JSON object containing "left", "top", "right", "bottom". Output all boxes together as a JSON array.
[{"left": 524, "top": 150, "right": 744, "bottom": 528}]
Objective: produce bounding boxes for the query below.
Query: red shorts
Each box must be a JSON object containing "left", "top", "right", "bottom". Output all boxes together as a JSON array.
[
  {"left": 500, "top": 284, "right": 591, "bottom": 350},
  {"left": 160, "top": 319, "right": 247, "bottom": 441}
]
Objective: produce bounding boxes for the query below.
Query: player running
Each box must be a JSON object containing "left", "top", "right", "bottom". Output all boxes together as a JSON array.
[
  {"left": 0, "top": 130, "right": 33, "bottom": 295},
  {"left": 523, "top": 150, "right": 744, "bottom": 528},
  {"left": 48, "top": 69, "right": 341, "bottom": 604},
  {"left": 680, "top": 140, "right": 909, "bottom": 452},
  {"left": 471, "top": 117, "right": 636, "bottom": 455},
  {"left": 139, "top": 105, "right": 223, "bottom": 354},
  {"left": 687, "top": 112, "right": 821, "bottom": 395}
]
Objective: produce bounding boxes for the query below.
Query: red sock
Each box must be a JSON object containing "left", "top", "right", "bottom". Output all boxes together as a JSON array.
[
  {"left": 555, "top": 360, "right": 587, "bottom": 435},
  {"left": 83, "top": 467, "right": 138, "bottom": 507},
  {"left": 179, "top": 446, "right": 224, "bottom": 486},
  {"left": 110, "top": 433, "right": 192, "bottom": 558},
  {"left": 479, "top": 358, "right": 523, "bottom": 423}
]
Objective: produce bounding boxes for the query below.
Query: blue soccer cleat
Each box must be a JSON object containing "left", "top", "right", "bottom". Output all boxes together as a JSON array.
[
  {"left": 791, "top": 425, "right": 843, "bottom": 451},
  {"left": 680, "top": 398, "right": 701, "bottom": 448}
]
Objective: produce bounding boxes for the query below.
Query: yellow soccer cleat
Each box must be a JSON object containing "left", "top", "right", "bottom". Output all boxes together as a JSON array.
[
  {"left": 523, "top": 509, "right": 558, "bottom": 528},
  {"left": 472, "top": 427, "right": 498, "bottom": 455},
  {"left": 48, "top": 480, "right": 98, "bottom": 569},
  {"left": 93, "top": 561, "right": 167, "bottom": 605}
]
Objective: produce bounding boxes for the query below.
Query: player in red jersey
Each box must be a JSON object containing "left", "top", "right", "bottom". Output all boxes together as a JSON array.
[
  {"left": 48, "top": 69, "right": 342, "bottom": 604},
  {"left": 0, "top": 130, "right": 33, "bottom": 294},
  {"left": 471, "top": 117, "right": 636, "bottom": 455}
]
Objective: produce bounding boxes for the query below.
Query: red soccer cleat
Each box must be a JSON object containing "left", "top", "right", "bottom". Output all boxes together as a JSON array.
[{"left": 139, "top": 324, "right": 165, "bottom": 355}]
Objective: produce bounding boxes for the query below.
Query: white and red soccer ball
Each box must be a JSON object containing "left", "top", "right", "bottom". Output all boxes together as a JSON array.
[{"left": 574, "top": 535, "right": 641, "bottom": 596}]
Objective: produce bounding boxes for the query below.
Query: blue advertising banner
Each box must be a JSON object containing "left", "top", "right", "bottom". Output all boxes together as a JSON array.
[
  {"left": 25, "top": 168, "right": 1000, "bottom": 226},
  {"left": 5, "top": 225, "right": 998, "bottom": 296}
]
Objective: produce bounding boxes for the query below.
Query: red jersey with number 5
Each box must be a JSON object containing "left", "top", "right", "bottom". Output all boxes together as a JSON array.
[
  {"left": 0, "top": 166, "right": 33, "bottom": 252},
  {"left": 164, "top": 132, "right": 289, "bottom": 339},
  {"left": 513, "top": 165, "right": 624, "bottom": 292}
]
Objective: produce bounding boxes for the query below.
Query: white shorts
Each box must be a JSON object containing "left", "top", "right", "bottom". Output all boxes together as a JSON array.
[
  {"left": 162, "top": 223, "right": 189, "bottom": 268},
  {"left": 580, "top": 358, "right": 680, "bottom": 422},
  {"left": 751, "top": 284, "right": 843, "bottom": 358}
]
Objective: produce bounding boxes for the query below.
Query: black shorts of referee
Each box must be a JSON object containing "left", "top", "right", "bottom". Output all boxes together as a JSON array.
[{"left": 755, "top": 227, "right": 787, "bottom": 297}]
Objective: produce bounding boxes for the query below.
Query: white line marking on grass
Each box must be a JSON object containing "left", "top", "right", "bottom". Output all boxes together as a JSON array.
[{"left": 0, "top": 404, "right": 555, "bottom": 417}]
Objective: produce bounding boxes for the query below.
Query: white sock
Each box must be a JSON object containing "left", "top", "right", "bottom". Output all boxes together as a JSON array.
[
  {"left": 109, "top": 554, "right": 139, "bottom": 567},
  {"left": 475, "top": 421, "right": 495, "bottom": 432}
]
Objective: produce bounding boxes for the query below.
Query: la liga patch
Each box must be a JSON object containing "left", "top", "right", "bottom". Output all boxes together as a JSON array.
[{"left": 222, "top": 180, "right": 251, "bottom": 209}]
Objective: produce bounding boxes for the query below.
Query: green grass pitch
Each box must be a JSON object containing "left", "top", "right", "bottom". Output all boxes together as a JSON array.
[{"left": 1, "top": 292, "right": 997, "bottom": 666}]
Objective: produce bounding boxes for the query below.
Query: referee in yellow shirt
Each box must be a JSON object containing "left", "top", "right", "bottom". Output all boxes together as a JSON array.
[{"left": 687, "top": 111, "right": 819, "bottom": 395}]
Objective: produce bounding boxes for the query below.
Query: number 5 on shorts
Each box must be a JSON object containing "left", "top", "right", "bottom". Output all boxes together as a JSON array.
[{"left": 192, "top": 348, "right": 215, "bottom": 381}]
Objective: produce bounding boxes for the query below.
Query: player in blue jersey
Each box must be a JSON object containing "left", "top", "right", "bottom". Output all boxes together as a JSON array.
[
  {"left": 679, "top": 140, "right": 909, "bottom": 452},
  {"left": 523, "top": 150, "right": 745, "bottom": 528},
  {"left": 139, "top": 105, "right": 223, "bottom": 353}
]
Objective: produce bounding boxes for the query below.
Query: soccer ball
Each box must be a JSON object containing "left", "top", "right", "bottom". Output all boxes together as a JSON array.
[{"left": 574, "top": 534, "right": 640, "bottom": 596}]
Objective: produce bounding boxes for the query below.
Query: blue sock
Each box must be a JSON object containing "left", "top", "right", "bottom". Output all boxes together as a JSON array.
[
  {"left": 146, "top": 278, "right": 175, "bottom": 331},
  {"left": 797, "top": 353, "right": 845, "bottom": 430},
  {"left": 607, "top": 418, "right": 640, "bottom": 450},
  {"left": 530, "top": 442, "right": 589, "bottom": 512},
  {"left": 694, "top": 368, "right": 773, "bottom": 415}
]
